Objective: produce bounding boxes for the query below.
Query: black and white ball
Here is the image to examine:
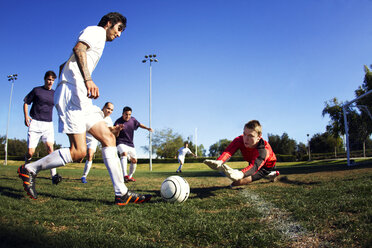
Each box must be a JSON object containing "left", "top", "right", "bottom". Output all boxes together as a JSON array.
[{"left": 160, "top": 176, "right": 190, "bottom": 203}]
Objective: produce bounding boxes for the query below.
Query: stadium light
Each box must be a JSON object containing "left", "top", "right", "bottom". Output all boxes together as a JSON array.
[
  {"left": 142, "top": 54, "right": 158, "bottom": 171},
  {"left": 307, "top": 134, "right": 311, "bottom": 161},
  {"left": 4, "top": 74, "right": 18, "bottom": 165}
]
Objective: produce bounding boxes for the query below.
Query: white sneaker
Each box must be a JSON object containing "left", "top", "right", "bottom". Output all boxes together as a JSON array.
[
  {"left": 203, "top": 159, "right": 223, "bottom": 170},
  {"left": 266, "top": 170, "right": 280, "bottom": 182}
]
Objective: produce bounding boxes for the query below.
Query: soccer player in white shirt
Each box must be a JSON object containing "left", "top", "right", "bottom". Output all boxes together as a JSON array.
[
  {"left": 176, "top": 142, "right": 197, "bottom": 173},
  {"left": 18, "top": 12, "right": 151, "bottom": 205},
  {"left": 81, "top": 102, "right": 114, "bottom": 183}
]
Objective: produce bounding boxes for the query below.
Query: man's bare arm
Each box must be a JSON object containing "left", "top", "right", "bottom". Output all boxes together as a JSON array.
[{"left": 73, "top": 42, "right": 99, "bottom": 99}]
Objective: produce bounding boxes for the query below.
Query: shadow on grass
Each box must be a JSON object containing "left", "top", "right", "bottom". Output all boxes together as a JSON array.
[
  {"left": 190, "top": 185, "right": 229, "bottom": 199},
  {"left": 278, "top": 162, "right": 372, "bottom": 175}
]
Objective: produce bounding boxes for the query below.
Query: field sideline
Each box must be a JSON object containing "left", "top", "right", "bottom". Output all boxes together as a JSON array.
[{"left": 0, "top": 159, "right": 371, "bottom": 248}]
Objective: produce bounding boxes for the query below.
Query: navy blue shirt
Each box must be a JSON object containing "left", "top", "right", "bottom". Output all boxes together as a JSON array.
[
  {"left": 24, "top": 86, "right": 54, "bottom": 122},
  {"left": 114, "top": 117, "right": 140, "bottom": 148}
]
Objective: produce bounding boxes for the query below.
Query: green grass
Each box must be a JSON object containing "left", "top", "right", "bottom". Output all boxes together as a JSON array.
[{"left": 0, "top": 159, "right": 371, "bottom": 248}]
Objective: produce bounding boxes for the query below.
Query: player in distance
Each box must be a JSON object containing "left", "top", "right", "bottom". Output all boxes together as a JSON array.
[
  {"left": 23, "top": 70, "right": 62, "bottom": 185},
  {"left": 18, "top": 12, "right": 152, "bottom": 205},
  {"left": 175, "top": 141, "right": 197, "bottom": 173},
  {"left": 204, "top": 120, "right": 280, "bottom": 186},
  {"left": 114, "top": 106, "right": 153, "bottom": 182}
]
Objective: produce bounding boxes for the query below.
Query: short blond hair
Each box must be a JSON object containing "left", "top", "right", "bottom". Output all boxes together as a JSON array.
[{"left": 244, "top": 120, "right": 262, "bottom": 136}]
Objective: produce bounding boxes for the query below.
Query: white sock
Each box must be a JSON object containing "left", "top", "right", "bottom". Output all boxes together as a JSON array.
[
  {"left": 50, "top": 168, "right": 57, "bottom": 177},
  {"left": 128, "top": 163, "right": 137, "bottom": 178},
  {"left": 102, "top": 147, "right": 128, "bottom": 196},
  {"left": 82, "top": 160, "right": 93, "bottom": 178},
  {"left": 25, "top": 148, "right": 72, "bottom": 174},
  {"left": 120, "top": 156, "right": 128, "bottom": 177}
]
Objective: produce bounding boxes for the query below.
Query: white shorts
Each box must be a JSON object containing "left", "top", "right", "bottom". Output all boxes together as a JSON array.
[
  {"left": 27, "top": 119, "right": 54, "bottom": 148},
  {"left": 54, "top": 82, "right": 104, "bottom": 134},
  {"left": 86, "top": 133, "right": 98, "bottom": 151},
  {"left": 117, "top": 144, "right": 137, "bottom": 160},
  {"left": 178, "top": 156, "right": 185, "bottom": 164}
]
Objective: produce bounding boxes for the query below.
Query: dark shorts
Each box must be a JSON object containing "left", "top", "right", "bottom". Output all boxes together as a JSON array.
[{"left": 250, "top": 166, "right": 277, "bottom": 182}]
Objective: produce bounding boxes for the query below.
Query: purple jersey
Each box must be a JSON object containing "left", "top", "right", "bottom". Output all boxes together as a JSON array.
[
  {"left": 114, "top": 116, "right": 140, "bottom": 148},
  {"left": 24, "top": 86, "right": 54, "bottom": 122}
]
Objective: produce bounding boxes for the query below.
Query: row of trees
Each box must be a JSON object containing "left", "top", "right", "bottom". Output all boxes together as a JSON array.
[
  {"left": 2, "top": 66, "right": 371, "bottom": 161},
  {"left": 0, "top": 136, "right": 62, "bottom": 158}
]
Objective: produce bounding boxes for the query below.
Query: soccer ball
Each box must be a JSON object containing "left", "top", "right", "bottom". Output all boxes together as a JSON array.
[{"left": 160, "top": 176, "right": 190, "bottom": 203}]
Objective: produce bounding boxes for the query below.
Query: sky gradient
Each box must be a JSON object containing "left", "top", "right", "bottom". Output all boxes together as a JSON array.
[{"left": 1, "top": 0, "right": 371, "bottom": 157}]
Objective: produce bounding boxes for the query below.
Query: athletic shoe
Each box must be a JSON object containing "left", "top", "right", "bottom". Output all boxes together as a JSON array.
[
  {"left": 203, "top": 159, "right": 223, "bottom": 170},
  {"left": 17, "top": 165, "right": 38, "bottom": 199},
  {"left": 52, "top": 173, "right": 63, "bottom": 185},
  {"left": 124, "top": 176, "right": 129, "bottom": 183},
  {"left": 81, "top": 177, "right": 87, "bottom": 184},
  {"left": 266, "top": 170, "right": 280, "bottom": 182},
  {"left": 114, "top": 191, "right": 152, "bottom": 206},
  {"left": 127, "top": 177, "right": 136, "bottom": 182},
  {"left": 176, "top": 170, "right": 182, "bottom": 173}
]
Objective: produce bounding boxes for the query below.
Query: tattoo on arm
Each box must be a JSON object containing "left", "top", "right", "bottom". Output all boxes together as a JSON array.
[{"left": 73, "top": 43, "right": 92, "bottom": 81}]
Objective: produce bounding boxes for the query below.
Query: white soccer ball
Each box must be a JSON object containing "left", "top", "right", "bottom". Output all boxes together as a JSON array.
[{"left": 160, "top": 176, "right": 190, "bottom": 203}]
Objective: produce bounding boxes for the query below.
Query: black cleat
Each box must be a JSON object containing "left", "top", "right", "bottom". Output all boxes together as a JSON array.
[
  {"left": 114, "top": 191, "right": 152, "bottom": 206},
  {"left": 52, "top": 173, "right": 63, "bottom": 185},
  {"left": 17, "top": 165, "right": 38, "bottom": 199}
]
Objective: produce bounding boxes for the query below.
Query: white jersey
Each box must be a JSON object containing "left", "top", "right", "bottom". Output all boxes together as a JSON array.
[
  {"left": 58, "top": 25, "right": 106, "bottom": 109},
  {"left": 178, "top": 147, "right": 192, "bottom": 159}
]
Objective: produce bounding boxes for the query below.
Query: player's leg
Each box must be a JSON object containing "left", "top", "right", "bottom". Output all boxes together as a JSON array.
[
  {"left": 81, "top": 147, "right": 95, "bottom": 183},
  {"left": 18, "top": 134, "right": 80, "bottom": 199},
  {"left": 25, "top": 123, "right": 41, "bottom": 163},
  {"left": 127, "top": 149, "right": 137, "bottom": 181},
  {"left": 89, "top": 121, "right": 151, "bottom": 205},
  {"left": 117, "top": 145, "right": 129, "bottom": 181},
  {"left": 176, "top": 158, "right": 184, "bottom": 173}
]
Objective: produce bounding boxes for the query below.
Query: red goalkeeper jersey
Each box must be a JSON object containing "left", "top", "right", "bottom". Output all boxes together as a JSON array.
[{"left": 217, "top": 136, "right": 276, "bottom": 175}]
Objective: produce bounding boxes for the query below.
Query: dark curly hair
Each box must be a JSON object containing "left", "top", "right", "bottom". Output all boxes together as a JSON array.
[{"left": 98, "top": 12, "right": 127, "bottom": 29}]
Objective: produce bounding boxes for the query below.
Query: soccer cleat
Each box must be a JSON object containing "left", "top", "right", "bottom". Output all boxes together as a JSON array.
[
  {"left": 17, "top": 165, "right": 38, "bottom": 199},
  {"left": 266, "top": 170, "right": 280, "bottom": 182},
  {"left": 124, "top": 176, "right": 129, "bottom": 183},
  {"left": 114, "top": 191, "right": 152, "bottom": 206},
  {"left": 52, "top": 173, "right": 63, "bottom": 185},
  {"left": 176, "top": 170, "right": 182, "bottom": 173},
  {"left": 127, "top": 177, "right": 136, "bottom": 182},
  {"left": 81, "top": 177, "right": 87, "bottom": 184},
  {"left": 203, "top": 159, "right": 223, "bottom": 170}
]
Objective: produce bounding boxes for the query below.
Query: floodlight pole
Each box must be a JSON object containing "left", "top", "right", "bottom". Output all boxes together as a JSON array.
[
  {"left": 5, "top": 74, "right": 18, "bottom": 165},
  {"left": 142, "top": 55, "right": 158, "bottom": 171},
  {"left": 307, "top": 134, "right": 311, "bottom": 161}
]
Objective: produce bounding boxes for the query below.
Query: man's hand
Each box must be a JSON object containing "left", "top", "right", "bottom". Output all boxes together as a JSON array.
[
  {"left": 111, "top": 124, "right": 124, "bottom": 137},
  {"left": 85, "top": 80, "right": 99, "bottom": 99},
  {"left": 24, "top": 116, "right": 32, "bottom": 127},
  {"left": 203, "top": 159, "right": 223, "bottom": 170}
]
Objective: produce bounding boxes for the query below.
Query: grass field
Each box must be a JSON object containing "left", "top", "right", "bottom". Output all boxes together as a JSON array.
[{"left": 0, "top": 159, "right": 371, "bottom": 248}]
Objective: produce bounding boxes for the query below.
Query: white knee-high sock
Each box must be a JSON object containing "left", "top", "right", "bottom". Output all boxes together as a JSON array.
[
  {"left": 128, "top": 163, "right": 137, "bottom": 178},
  {"left": 82, "top": 160, "right": 93, "bottom": 178},
  {"left": 120, "top": 156, "right": 128, "bottom": 177},
  {"left": 25, "top": 148, "right": 72, "bottom": 174},
  {"left": 102, "top": 147, "right": 128, "bottom": 196},
  {"left": 177, "top": 163, "right": 183, "bottom": 171},
  {"left": 50, "top": 168, "right": 57, "bottom": 177}
]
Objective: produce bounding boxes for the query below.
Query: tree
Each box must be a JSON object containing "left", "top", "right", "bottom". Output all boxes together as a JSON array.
[
  {"left": 309, "top": 132, "right": 344, "bottom": 154},
  {"left": 143, "top": 128, "right": 183, "bottom": 158},
  {"left": 267, "top": 133, "right": 296, "bottom": 155},
  {"left": 209, "top": 139, "right": 233, "bottom": 157}
]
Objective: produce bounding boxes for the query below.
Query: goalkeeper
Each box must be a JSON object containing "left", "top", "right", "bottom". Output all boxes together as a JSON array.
[{"left": 204, "top": 120, "right": 279, "bottom": 186}]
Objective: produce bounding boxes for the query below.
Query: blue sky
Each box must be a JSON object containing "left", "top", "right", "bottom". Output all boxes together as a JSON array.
[{"left": 0, "top": 0, "right": 371, "bottom": 157}]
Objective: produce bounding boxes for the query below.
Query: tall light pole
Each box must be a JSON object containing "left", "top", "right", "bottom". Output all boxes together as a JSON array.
[
  {"left": 5, "top": 74, "right": 18, "bottom": 165},
  {"left": 142, "top": 54, "right": 158, "bottom": 171},
  {"left": 307, "top": 133, "right": 311, "bottom": 161}
]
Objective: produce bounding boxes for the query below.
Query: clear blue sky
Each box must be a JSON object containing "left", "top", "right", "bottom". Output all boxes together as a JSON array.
[{"left": 0, "top": 0, "right": 371, "bottom": 157}]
